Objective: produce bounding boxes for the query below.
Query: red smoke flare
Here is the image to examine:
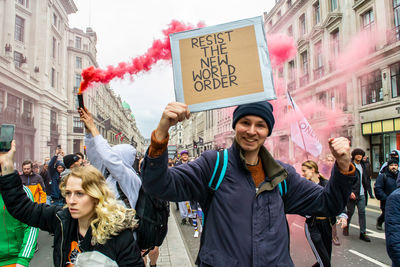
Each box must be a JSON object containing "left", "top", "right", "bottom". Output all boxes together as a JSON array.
[
  {"left": 79, "top": 20, "right": 205, "bottom": 93},
  {"left": 267, "top": 33, "right": 297, "bottom": 68}
]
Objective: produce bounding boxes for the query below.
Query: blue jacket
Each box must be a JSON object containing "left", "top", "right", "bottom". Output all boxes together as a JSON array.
[
  {"left": 48, "top": 156, "right": 65, "bottom": 199},
  {"left": 385, "top": 184, "right": 400, "bottom": 267},
  {"left": 374, "top": 169, "right": 398, "bottom": 203},
  {"left": 142, "top": 142, "right": 354, "bottom": 267}
]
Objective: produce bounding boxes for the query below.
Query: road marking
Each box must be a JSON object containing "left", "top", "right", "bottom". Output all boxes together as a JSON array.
[
  {"left": 349, "top": 249, "right": 390, "bottom": 267},
  {"left": 366, "top": 207, "right": 380, "bottom": 214},
  {"left": 349, "top": 224, "right": 385, "bottom": 239}
]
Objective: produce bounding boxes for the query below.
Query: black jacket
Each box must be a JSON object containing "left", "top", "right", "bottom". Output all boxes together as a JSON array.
[
  {"left": 0, "top": 171, "right": 144, "bottom": 267},
  {"left": 351, "top": 160, "right": 369, "bottom": 203}
]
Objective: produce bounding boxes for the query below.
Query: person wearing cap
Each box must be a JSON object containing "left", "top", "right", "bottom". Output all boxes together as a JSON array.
[
  {"left": 175, "top": 150, "right": 189, "bottom": 166},
  {"left": 48, "top": 147, "right": 66, "bottom": 206},
  {"left": 141, "top": 101, "right": 355, "bottom": 266},
  {"left": 380, "top": 150, "right": 400, "bottom": 174},
  {"left": 342, "top": 148, "right": 371, "bottom": 242},
  {"left": 60, "top": 154, "right": 82, "bottom": 180},
  {"left": 375, "top": 158, "right": 399, "bottom": 230}
]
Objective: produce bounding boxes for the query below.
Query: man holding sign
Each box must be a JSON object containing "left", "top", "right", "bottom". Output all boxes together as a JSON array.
[{"left": 141, "top": 101, "right": 356, "bottom": 266}]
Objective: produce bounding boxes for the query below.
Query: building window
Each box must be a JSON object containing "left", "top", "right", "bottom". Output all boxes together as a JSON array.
[
  {"left": 391, "top": 62, "right": 400, "bottom": 98},
  {"left": 76, "top": 57, "right": 82, "bottom": 68},
  {"left": 330, "top": 0, "right": 338, "bottom": 11},
  {"left": 16, "top": 0, "right": 29, "bottom": 8},
  {"left": 301, "top": 51, "right": 308, "bottom": 75},
  {"left": 0, "top": 90, "right": 4, "bottom": 111},
  {"left": 23, "top": 100, "right": 32, "bottom": 120},
  {"left": 7, "top": 94, "right": 21, "bottom": 119},
  {"left": 314, "top": 41, "right": 324, "bottom": 79},
  {"left": 314, "top": 1, "right": 320, "bottom": 25},
  {"left": 395, "top": 0, "right": 400, "bottom": 30},
  {"left": 360, "top": 70, "right": 383, "bottom": 105},
  {"left": 73, "top": 117, "right": 84, "bottom": 133},
  {"left": 288, "top": 60, "right": 295, "bottom": 80},
  {"left": 53, "top": 13, "right": 57, "bottom": 27},
  {"left": 75, "top": 74, "right": 81, "bottom": 88},
  {"left": 300, "top": 51, "right": 309, "bottom": 86},
  {"left": 52, "top": 37, "right": 56, "bottom": 58},
  {"left": 277, "top": 10, "right": 281, "bottom": 19},
  {"left": 51, "top": 68, "right": 55, "bottom": 88},
  {"left": 330, "top": 29, "right": 340, "bottom": 71},
  {"left": 362, "top": 9, "right": 374, "bottom": 31},
  {"left": 13, "top": 51, "right": 23, "bottom": 67},
  {"left": 288, "top": 25, "right": 293, "bottom": 37},
  {"left": 50, "top": 110, "right": 57, "bottom": 130},
  {"left": 15, "top": 15, "right": 24, "bottom": 42},
  {"left": 75, "top": 36, "right": 81, "bottom": 49},
  {"left": 299, "top": 14, "right": 306, "bottom": 36},
  {"left": 287, "top": 0, "right": 292, "bottom": 8}
]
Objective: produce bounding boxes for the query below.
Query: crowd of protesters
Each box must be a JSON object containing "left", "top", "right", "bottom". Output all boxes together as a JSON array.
[{"left": 1, "top": 101, "right": 400, "bottom": 266}]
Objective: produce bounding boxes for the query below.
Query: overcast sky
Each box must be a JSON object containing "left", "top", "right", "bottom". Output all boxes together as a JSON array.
[{"left": 69, "top": 0, "right": 275, "bottom": 138}]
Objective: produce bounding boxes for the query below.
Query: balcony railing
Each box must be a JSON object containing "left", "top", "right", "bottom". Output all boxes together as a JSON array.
[
  {"left": 3, "top": 110, "right": 35, "bottom": 129},
  {"left": 387, "top": 25, "right": 400, "bottom": 45},
  {"left": 299, "top": 73, "right": 309, "bottom": 87},
  {"left": 287, "top": 80, "right": 296, "bottom": 92},
  {"left": 73, "top": 127, "right": 84, "bottom": 133},
  {"left": 313, "top": 67, "right": 324, "bottom": 80}
]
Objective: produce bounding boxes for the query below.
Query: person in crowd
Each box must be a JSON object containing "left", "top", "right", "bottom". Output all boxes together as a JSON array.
[
  {"left": 0, "top": 173, "right": 38, "bottom": 267},
  {"left": 48, "top": 147, "right": 66, "bottom": 206},
  {"left": 20, "top": 160, "right": 46, "bottom": 204},
  {"left": 61, "top": 154, "right": 83, "bottom": 178},
  {"left": 385, "top": 174, "right": 400, "bottom": 266},
  {"left": 301, "top": 160, "right": 348, "bottom": 267},
  {"left": 138, "top": 158, "right": 160, "bottom": 267},
  {"left": 39, "top": 160, "right": 52, "bottom": 205},
  {"left": 380, "top": 150, "right": 400, "bottom": 174},
  {"left": 32, "top": 163, "right": 40, "bottom": 175},
  {"left": 79, "top": 107, "right": 142, "bottom": 209},
  {"left": 141, "top": 101, "right": 355, "bottom": 266},
  {"left": 320, "top": 154, "right": 342, "bottom": 246},
  {"left": 343, "top": 148, "right": 371, "bottom": 242},
  {"left": 0, "top": 141, "right": 144, "bottom": 267},
  {"left": 374, "top": 158, "right": 399, "bottom": 230},
  {"left": 175, "top": 150, "right": 199, "bottom": 236},
  {"left": 363, "top": 155, "right": 375, "bottom": 199}
]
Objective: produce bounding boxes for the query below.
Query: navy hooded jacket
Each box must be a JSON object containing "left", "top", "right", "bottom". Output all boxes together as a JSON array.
[
  {"left": 142, "top": 142, "right": 354, "bottom": 267},
  {"left": 385, "top": 177, "right": 400, "bottom": 266},
  {"left": 48, "top": 155, "right": 65, "bottom": 199}
]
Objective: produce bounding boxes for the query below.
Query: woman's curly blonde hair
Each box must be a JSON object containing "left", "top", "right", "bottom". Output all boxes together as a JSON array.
[{"left": 60, "top": 165, "right": 138, "bottom": 245}]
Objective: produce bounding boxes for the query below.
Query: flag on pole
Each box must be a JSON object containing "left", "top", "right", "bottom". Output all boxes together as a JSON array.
[{"left": 286, "top": 92, "right": 322, "bottom": 157}]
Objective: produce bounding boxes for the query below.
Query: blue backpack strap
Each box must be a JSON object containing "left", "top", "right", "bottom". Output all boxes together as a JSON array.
[
  {"left": 278, "top": 179, "right": 287, "bottom": 198},
  {"left": 208, "top": 149, "right": 228, "bottom": 191}
]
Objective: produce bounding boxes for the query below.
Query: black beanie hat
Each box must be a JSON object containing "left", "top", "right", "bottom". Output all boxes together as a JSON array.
[
  {"left": 232, "top": 101, "right": 275, "bottom": 136},
  {"left": 63, "top": 154, "right": 80, "bottom": 169},
  {"left": 388, "top": 158, "right": 399, "bottom": 166}
]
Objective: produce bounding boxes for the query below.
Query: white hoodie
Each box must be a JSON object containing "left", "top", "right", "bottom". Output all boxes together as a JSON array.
[{"left": 85, "top": 133, "right": 142, "bottom": 208}]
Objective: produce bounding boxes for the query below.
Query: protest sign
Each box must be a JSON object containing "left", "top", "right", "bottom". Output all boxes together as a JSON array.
[{"left": 170, "top": 16, "right": 276, "bottom": 112}]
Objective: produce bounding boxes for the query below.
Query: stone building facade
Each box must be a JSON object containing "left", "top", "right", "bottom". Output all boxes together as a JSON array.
[
  {"left": 0, "top": 0, "right": 144, "bottom": 167},
  {"left": 264, "top": 0, "right": 400, "bottom": 175}
]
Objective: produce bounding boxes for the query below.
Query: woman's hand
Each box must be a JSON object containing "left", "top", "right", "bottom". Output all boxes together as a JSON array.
[
  {"left": 0, "top": 140, "right": 16, "bottom": 176},
  {"left": 78, "top": 107, "right": 100, "bottom": 137},
  {"left": 337, "top": 217, "right": 348, "bottom": 229},
  {"left": 155, "top": 102, "right": 190, "bottom": 141}
]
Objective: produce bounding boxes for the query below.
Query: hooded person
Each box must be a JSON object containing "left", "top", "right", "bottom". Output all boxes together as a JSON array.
[
  {"left": 48, "top": 148, "right": 66, "bottom": 206},
  {"left": 79, "top": 108, "right": 142, "bottom": 209},
  {"left": 380, "top": 150, "right": 400, "bottom": 174}
]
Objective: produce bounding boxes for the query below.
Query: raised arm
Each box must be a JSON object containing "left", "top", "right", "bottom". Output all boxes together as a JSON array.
[
  {"left": 284, "top": 137, "right": 355, "bottom": 217},
  {"left": 0, "top": 141, "right": 60, "bottom": 233}
]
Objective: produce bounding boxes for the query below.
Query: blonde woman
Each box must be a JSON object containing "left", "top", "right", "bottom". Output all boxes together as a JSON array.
[
  {"left": 301, "top": 160, "right": 347, "bottom": 267},
  {"left": 0, "top": 141, "right": 144, "bottom": 267}
]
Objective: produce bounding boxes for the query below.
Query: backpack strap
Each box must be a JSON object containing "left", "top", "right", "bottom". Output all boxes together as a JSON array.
[
  {"left": 208, "top": 149, "right": 228, "bottom": 191},
  {"left": 278, "top": 179, "right": 287, "bottom": 198},
  {"left": 196, "top": 149, "right": 228, "bottom": 265},
  {"left": 116, "top": 181, "right": 131, "bottom": 208}
]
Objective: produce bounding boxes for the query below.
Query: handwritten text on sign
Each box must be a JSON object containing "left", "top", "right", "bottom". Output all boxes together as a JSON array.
[{"left": 179, "top": 26, "right": 264, "bottom": 105}]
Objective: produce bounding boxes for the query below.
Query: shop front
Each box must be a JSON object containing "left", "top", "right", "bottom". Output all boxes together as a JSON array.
[{"left": 362, "top": 118, "right": 400, "bottom": 177}]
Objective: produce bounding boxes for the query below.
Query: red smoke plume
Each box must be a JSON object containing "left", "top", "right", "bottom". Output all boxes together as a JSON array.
[
  {"left": 267, "top": 34, "right": 297, "bottom": 68},
  {"left": 79, "top": 20, "right": 205, "bottom": 93}
]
